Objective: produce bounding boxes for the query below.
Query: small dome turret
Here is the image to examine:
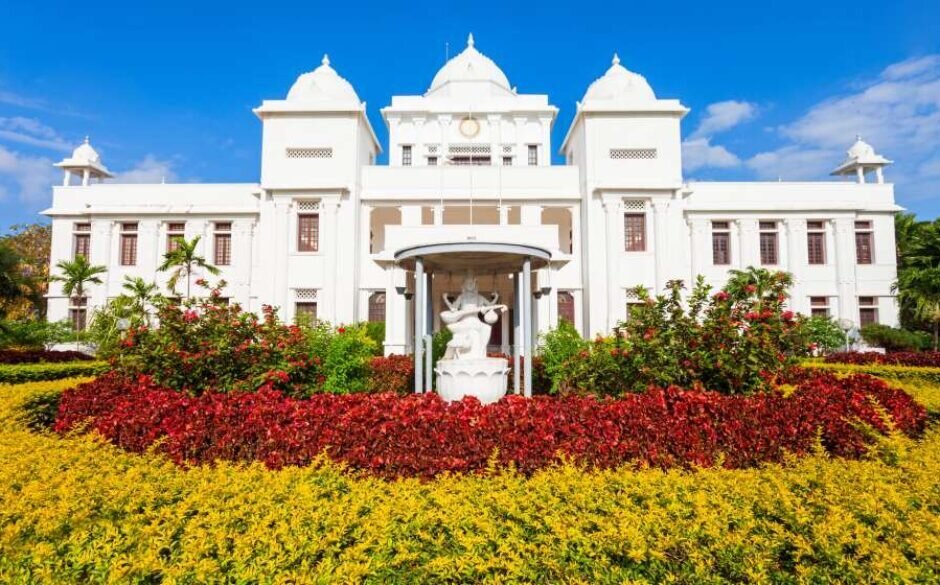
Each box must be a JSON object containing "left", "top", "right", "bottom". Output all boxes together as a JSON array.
[
  {"left": 831, "top": 135, "right": 892, "bottom": 184},
  {"left": 286, "top": 54, "right": 361, "bottom": 105},
  {"left": 55, "top": 137, "right": 113, "bottom": 186},
  {"left": 582, "top": 54, "right": 656, "bottom": 103}
]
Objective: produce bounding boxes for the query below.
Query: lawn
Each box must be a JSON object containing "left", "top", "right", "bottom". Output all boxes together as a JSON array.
[{"left": 1, "top": 374, "right": 939, "bottom": 583}]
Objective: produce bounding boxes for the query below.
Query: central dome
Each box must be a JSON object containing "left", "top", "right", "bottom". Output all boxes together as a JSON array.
[{"left": 427, "top": 34, "right": 512, "bottom": 96}]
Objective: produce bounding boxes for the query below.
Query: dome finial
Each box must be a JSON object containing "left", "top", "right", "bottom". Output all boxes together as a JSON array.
[
  {"left": 321, "top": 54, "right": 330, "bottom": 67},
  {"left": 612, "top": 53, "right": 620, "bottom": 66},
  {"left": 83, "top": 135, "right": 90, "bottom": 144},
  {"left": 467, "top": 33, "right": 474, "bottom": 48}
]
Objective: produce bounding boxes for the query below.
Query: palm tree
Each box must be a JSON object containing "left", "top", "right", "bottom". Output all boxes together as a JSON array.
[
  {"left": 725, "top": 267, "right": 794, "bottom": 300},
  {"left": 157, "top": 236, "right": 220, "bottom": 299},
  {"left": 49, "top": 255, "right": 107, "bottom": 331},
  {"left": 894, "top": 267, "right": 940, "bottom": 350},
  {"left": 121, "top": 276, "right": 160, "bottom": 324}
]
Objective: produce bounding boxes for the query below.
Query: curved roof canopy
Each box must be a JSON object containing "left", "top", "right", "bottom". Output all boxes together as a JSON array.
[{"left": 394, "top": 242, "right": 551, "bottom": 273}]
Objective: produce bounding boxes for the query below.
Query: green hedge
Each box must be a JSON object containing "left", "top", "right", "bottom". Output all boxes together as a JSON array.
[
  {"left": 805, "top": 361, "right": 940, "bottom": 385},
  {"left": 0, "top": 362, "right": 108, "bottom": 384}
]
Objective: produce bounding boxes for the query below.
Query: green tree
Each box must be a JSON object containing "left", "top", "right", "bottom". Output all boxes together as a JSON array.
[
  {"left": 894, "top": 267, "right": 940, "bottom": 350},
  {"left": 0, "top": 223, "right": 51, "bottom": 318},
  {"left": 157, "top": 236, "right": 220, "bottom": 299},
  {"left": 121, "top": 276, "right": 161, "bottom": 318},
  {"left": 49, "top": 255, "right": 107, "bottom": 333},
  {"left": 0, "top": 244, "right": 27, "bottom": 319}
]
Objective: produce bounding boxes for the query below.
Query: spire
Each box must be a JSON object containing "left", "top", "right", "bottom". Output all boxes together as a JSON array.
[
  {"left": 612, "top": 53, "right": 620, "bottom": 66},
  {"left": 467, "top": 33, "right": 475, "bottom": 48},
  {"left": 321, "top": 54, "right": 330, "bottom": 67}
]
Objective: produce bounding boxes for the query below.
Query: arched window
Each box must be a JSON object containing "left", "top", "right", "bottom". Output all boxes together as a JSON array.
[
  {"left": 368, "top": 292, "right": 386, "bottom": 323},
  {"left": 558, "top": 291, "right": 575, "bottom": 324}
]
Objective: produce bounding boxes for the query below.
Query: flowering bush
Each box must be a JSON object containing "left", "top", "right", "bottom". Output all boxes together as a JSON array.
[
  {"left": 366, "top": 355, "right": 414, "bottom": 394},
  {"left": 0, "top": 349, "right": 91, "bottom": 364},
  {"left": 111, "top": 282, "right": 378, "bottom": 396},
  {"left": 558, "top": 269, "right": 809, "bottom": 395},
  {"left": 55, "top": 369, "right": 925, "bottom": 478},
  {"left": 825, "top": 351, "right": 940, "bottom": 368}
]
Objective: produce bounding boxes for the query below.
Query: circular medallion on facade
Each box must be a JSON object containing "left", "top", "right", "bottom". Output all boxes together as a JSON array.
[{"left": 459, "top": 117, "right": 480, "bottom": 138}]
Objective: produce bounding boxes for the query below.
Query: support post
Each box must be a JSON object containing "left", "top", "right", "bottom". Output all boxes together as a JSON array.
[
  {"left": 424, "top": 334, "right": 433, "bottom": 393},
  {"left": 513, "top": 272, "right": 521, "bottom": 394},
  {"left": 414, "top": 257, "right": 424, "bottom": 393},
  {"left": 523, "top": 257, "right": 533, "bottom": 398}
]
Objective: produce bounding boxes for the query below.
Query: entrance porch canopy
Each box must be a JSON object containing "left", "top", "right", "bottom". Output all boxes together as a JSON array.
[{"left": 394, "top": 241, "right": 551, "bottom": 398}]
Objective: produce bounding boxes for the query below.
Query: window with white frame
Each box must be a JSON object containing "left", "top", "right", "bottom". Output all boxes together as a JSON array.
[
  {"left": 859, "top": 296, "right": 878, "bottom": 326},
  {"left": 759, "top": 221, "right": 779, "bottom": 265},
  {"left": 807, "top": 220, "right": 827, "bottom": 265},
  {"left": 297, "top": 212, "right": 319, "bottom": 252},
  {"left": 712, "top": 221, "right": 731, "bottom": 265},
  {"left": 69, "top": 296, "right": 87, "bottom": 331},
  {"left": 558, "top": 291, "right": 575, "bottom": 324},
  {"left": 213, "top": 222, "right": 232, "bottom": 266},
  {"left": 402, "top": 145, "right": 412, "bottom": 166},
  {"left": 810, "top": 296, "right": 830, "bottom": 317},
  {"left": 72, "top": 222, "right": 91, "bottom": 260},
  {"left": 527, "top": 144, "right": 538, "bottom": 166},
  {"left": 855, "top": 221, "right": 874, "bottom": 265},
  {"left": 119, "top": 222, "right": 138, "bottom": 266},
  {"left": 166, "top": 222, "right": 186, "bottom": 253},
  {"left": 624, "top": 213, "right": 647, "bottom": 252}
]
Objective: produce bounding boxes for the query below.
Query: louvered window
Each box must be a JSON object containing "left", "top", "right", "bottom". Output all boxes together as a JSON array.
[
  {"left": 119, "top": 222, "right": 138, "bottom": 266},
  {"left": 759, "top": 221, "right": 778, "bottom": 265},
  {"left": 297, "top": 214, "right": 319, "bottom": 252},
  {"left": 214, "top": 222, "right": 232, "bottom": 266},
  {"left": 807, "top": 221, "right": 826, "bottom": 265},
  {"left": 855, "top": 221, "right": 873, "bottom": 264},
  {"left": 712, "top": 221, "right": 731, "bottom": 265},
  {"left": 624, "top": 213, "right": 647, "bottom": 252}
]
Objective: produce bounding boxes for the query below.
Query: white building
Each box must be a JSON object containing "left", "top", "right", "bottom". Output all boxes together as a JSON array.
[{"left": 45, "top": 35, "right": 900, "bottom": 357}]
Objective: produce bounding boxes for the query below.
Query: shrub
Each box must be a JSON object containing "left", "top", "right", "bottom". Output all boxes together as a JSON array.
[
  {"left": 4, "top": 376, "right": 940, "bottom": 582},
  {"left": 803, "top": 315, "right": 849, "bottom": 353},
  {"left": 0, "top": 361, "right": 107, "bottom": 384},
  {"left": 807, "top": 360, "right": 940, "bottom": 386},
  {"left": 860, "top": 323, "right": 932, "bottom": 352},
  {"left": 111, "top": 284, "right": 376, "bottom": 397},
  {"left": 55, "top": 370, "right": 925, "bottom": 478},
  {"left": 561, "top": 269, "right": 809, "bottom": 396},
  {"left": 367, "top": 355, "right": 414, "bottom": 395},
  {"left": 538, "top": 320, "right": 588, "bottom": 393},
  {"left": 363, "top": 321, "right": 386, "bottom": 355},
  {"left": 0, "top": 349, "right": 92, "bottom": 364},
  {"left": 0, "top": 319, "right": 72, "bottom": 350},
  {"left": 825, "top": 351, "right": 940, "bottom": 368}
]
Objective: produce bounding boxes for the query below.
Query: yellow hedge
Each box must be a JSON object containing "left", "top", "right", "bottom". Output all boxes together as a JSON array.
[{"left": 1, "top": 377, "right": 940, "bottom": 583}]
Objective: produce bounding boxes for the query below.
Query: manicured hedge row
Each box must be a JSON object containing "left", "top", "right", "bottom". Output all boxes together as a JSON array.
[
  {"left": 807, "top": 361, "right": 940, "bottom": 385},
  {"left": 55, "top": 370, "right": 926, "bottom": 477},
  {"left": 4, "top": 377, "right": 940, "bottom": 583},
  {"left": 0, "top": 362, "right": 108, "bottom": 384},
  {"left": 825, "top": 351, "right": 940, "bottom": 368},
  {"left": 0, "top": 349, "right": 92, "bottom": 365}
]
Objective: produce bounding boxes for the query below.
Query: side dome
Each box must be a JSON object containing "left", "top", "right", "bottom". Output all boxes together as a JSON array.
[
  {"left": 582, "top": 54, "right": 656, "bottom": 103},
  {"left": 71, "top": 137, "right": 101, "bottom": 164},
  {"left": 287, "top": 55, "right": 361, "bottom": 105},
  {"left": 427, "top": 34, "right": 512, "bottom": 95}
]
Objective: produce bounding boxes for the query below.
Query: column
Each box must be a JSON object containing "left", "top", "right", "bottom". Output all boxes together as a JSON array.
[
  {"left": 738, "top": 218, "right": 760, "bottom": 268},
  {"left": 688, "top": 219, "right": 708, "bottom": 283},
  {"left": 513, "top": 273, "right": 521, "bottom": 394},
  {"left": 651, "top": 200, "right": 669, "bottom": 292},
  {"left": 414, "top": 257, "right": 424, "bottom": 393},
  {"left": 320, "top": 198, "right": 341, "bottom": 323},
  {"left": 785, "top": 219, "right": 806, "bottom": 311},
  {"left": 433, "top": 204, "right": 444, "bottom": 225},
  {"left": 602, "top": 196, "right": 622, "bottom": 330},
  {"left": 833, "top": 217, "right": 858, "bottom": 324},
  {"left": 523, "top": 257, "right": 533, "bottom": 398},
  {"left": 499, "top": 204, "right": 510, "bottom": 226}
]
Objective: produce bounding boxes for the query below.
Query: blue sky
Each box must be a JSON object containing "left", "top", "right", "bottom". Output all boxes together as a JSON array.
[{"left": 1, "top": 0, "right": 938, "bottom": 231}]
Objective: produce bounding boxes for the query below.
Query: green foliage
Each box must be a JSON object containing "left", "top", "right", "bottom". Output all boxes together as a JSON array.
[
  {"left": 807, "top": 360, "right": 940, "bottom": 386},
  {"left": 0, "top": 244, "right": 28, "bottom": 319},
  {"left": 0, "top": 361, "right": 107, "bottom": 384},
  {"left": 363, "top": 321, "right": 386, "bottom": 356},
  {"left": 860, "top": 323, "right": 932, "bottom": 352},
  {"left": 559, "top": 268, "right": 808, "bottom": 396},
  {"left": 538, "top": 320, "right": 589, "bottom": 393},
  {"left": 157, "top": 236, "right": 220, "bottom": 299},
  {"left": 804, "top": 315, "right": 850, "bottom": 353},
  {"left": 113, "top": 281, "right": 378, "bottom": 396},
  {"left": 893, "top": 213, "right": 940, "bottom": 347},
  {"left": 431, "top": 327, "right": 452, "bottom": 371},
  {"left": 0, "top": 223, "right": 52, "bottom": 319},
  {"left": 0, "top": 320, "right": 72, "bottom": 350}
]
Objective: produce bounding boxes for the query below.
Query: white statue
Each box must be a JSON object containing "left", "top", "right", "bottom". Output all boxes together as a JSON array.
[{"left": 440, "top": 275, "right": 507, "bottom": 360}]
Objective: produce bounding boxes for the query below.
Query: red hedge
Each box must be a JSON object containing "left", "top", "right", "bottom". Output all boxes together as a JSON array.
[
  {"left": 824, "top": 351, "right": 940, "bottom": 368},
  {"left": 54, "top": 370, "right": 926, "bottom": 478},
  {"left": 0, "top": 349, "right": 92, "bottom": 364}
]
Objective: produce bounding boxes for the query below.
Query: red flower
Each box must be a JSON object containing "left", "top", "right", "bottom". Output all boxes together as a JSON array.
[
  {"left": 714, "top": 291, "right": 730, "bottom": 302},
  {"left": 182, "top": 310, "right": 199, "bottom": 323},
  {"left": 745, "top": 284, "right": 757, "bottom": 294},
  {"left": 337, "top": 327, "right": 347, "bottom": 334},
  {"left": 782, "top": 310, "right": 795, "bottom": 321}
]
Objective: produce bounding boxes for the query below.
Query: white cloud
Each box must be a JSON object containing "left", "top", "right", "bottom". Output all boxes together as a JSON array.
[
  {"left": 115, "top": 155, "right": 178, "bottom": 184},
  {"left": 690, "top": 100, "right": 757, "bottom": 138},
  {"left": 682, "top": 137, "right": 741, "bottom": 172},
  {"left": 0, "top": 117, "right": 72, "bottom": 152},
  {"left": 749, "top": 54, "right": 940, "bottom": 192},
  {"left": 0, "top": 145, "right": 57, "bottom": 203},
  {"left": 0, "top": 89, "right": 45, "bottom": 110}
]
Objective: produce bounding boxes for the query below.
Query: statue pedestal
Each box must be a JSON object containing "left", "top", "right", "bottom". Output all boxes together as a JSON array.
[{"left": 435, "top": 357, "right": 509, "bottom": 404}]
